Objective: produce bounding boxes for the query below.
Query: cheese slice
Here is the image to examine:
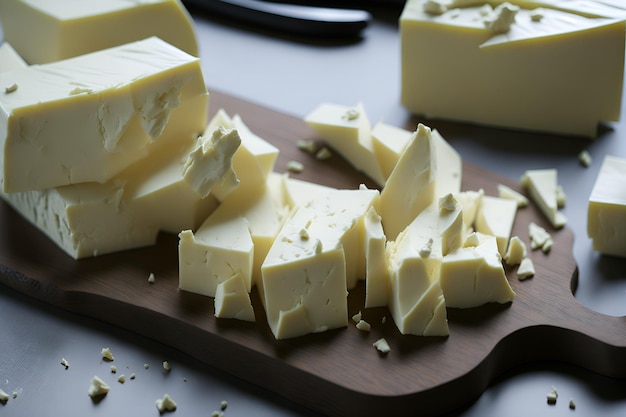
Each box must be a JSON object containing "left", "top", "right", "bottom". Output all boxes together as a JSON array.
[
  {"left": 214, "top": 273, "right": 256, "bottom": 322},
  {"left": 0, "top": 0, "right": 198, "bottom": 64},
  {"left": 0, "top": 37, "right": 208, "bottom": 193},
  {"left": 385, "top": 194, "right": 464, "bottom": 336},
  {"left": 474, "top": 195, "right": 518, "bottom": 256},
  {"left": 400, "top": 0, "right": 625, "bottom": 137},
  {"left": 304, "top": 102, "right": 386, "bottom": 187},
  {"left": 363, "top": 206, "right": 387, "bottom": 308},
  {"left": 440, "top": 232, "right": 515, "bottom": 309},
  {"left": 380, "top": 123, "right": 436, "bottom": 240},
  {"left": 0, "top": 42, "right": 27, "bottom": 73},
  {"left": 587, "top": 155, "right": 626, "bottom": 258},
  {"left": 521, "top": 168, "right": 566, "bottom": 228}
]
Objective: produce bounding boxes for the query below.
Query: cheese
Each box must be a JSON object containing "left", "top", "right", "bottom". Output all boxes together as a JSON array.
[
  {"left": 504, "top": 235, "right": 526, "bottom": 265},
  {"left": 0, "top": 0, "right": 198, "bottom": 64},
  {"left": 457, "top": 189, "right": 484, "bottom": 233},
  {"left": 363, "top": 206, "right": 388, "bottom": 308},
  {"left": 380, "top": 124, "right": 436, "bottom": 241},
  {"left": 400, "top": 0, "right": 625, "bottom": 137},
  {"left": 0, "top": 43, "right": 27, "bottom": 73},
  {"left": 0, "top": 37, "right": 208, "bottom": 193},
  {"left": 521, "top": 168, "right": 567, "bottom": 228},
  {"left": 156, "top": 394, "right": 177, "bottom": 413},
  {"left": 528, "top": 221, "right": 553, "bottom": 252},
  {"left": 0, "top": 389, "right": 9, "bottom": 403},
  {"left": 440, "top": 232, "right": 515, "bottom": 308},
  {"left": 474, "top": 195, "right": 518, "bottom": 256},
  {"left": 101, "top": 347, "right": 114, "bottom": 361},
  {"left": 587, "top": 155, "right": 626, "bottom": 258},
  {"left": 304, "top": 102, "right": 386, "bottom": 186},
  {"left": 371, "top": 121, "right": 412, "bottom": 179},
  {"left": 517, "top": 257, "right": 535, "bottom": 280},
  {"left": 385, "top": 194, "right": 464, "bottom": 336},
  {"left": 497, "top": 183, "right": 528, "bottom": 207},
  {"left": 87, "top": 376, "right": 110, "bottom": 398},
  {"left": 214, "top": 273, "right": 256, "bottom": 322}
]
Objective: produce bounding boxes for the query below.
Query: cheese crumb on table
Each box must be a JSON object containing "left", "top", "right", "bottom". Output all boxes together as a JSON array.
[
  {"left": 373, "top": 338, "right": 391, "bottom": 354},
  {"left": 516, "top": 258, "right": 535, "bottom": 280},
  {"left": 0, "top": 388, "right": 9, "bottom": 403},
  {"left": 220, "top": 400, "right": 228, "bottom": 410},
  {"left": 286, "top": 160, "right": 304, "bottom": 173},
  {"left": 110, "top": 365, "right": 117, "bottom": 373},
  {"left": 547, "top": 386, "right": 558, "bottom": 404},
  {"left": 569, "top": 398, "right": 576, "bottom": 409},
  {"left": 117, "top": 374, "right": 126, "bottom": 383},
  {"left": 578, "top": 150, "right": 592, "bottom": 167},
  {"left": 101, "top": 347, "right": 114, "bottom": 361},
  {"left": 297, "top": 139, "right": 317, "bottom": 154},
  {"left": 529, "top": 222, "right": 553, "bottom": 253},
  {"left": 315, "top": 146, "right": 332, "bottom": 160},
  {"left": 356, "top": 320, "right": 371, "bottom": 332},
  {"left": 352, "top": 311, "right": 362, "bottom": 323},
  {"left": 148, "top": 273, "right": 156, "bottom": 284},
  {"left": 162, "top": 360, "right": 171, "bottom": 371},
  {"left": 60, "top": 358, "right": 70, "bottom": 369},
  {"left": 156, "top": 393, "right": 177, "bottom": 413},
  {"left": 87, "top": 376, "right": 110, "bottom": 398}
]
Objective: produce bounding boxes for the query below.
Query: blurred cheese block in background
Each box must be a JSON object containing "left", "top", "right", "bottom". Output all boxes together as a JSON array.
[
  {"left": 0, "top": 37, "right": 208, "bottom": 193},
  {"left": 0, "top": 0, "right": 198, "bottom": 64},
  {"left": 587, "top": 155, "right": 626, "bottom": 258},
  {"left": 400, "top": 0, "right": 626, "bottom": 137}
]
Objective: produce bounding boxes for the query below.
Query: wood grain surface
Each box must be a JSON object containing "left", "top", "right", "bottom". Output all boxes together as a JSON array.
[{"left": 1, "top": 90, "right": 625, "bottom": 417}]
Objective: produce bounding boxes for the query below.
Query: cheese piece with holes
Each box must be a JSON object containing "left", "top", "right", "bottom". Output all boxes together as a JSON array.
[
  {"left": 214, "top": 273, "right": 256, "bottom": 322},
  {"left": 0, "top": 122, "right": 227, "bottom": 258},
  {"left": 0, "top": 0, "right": 198, "bottom": 64},
  {"left": 400, "top": 0, "right": 625, "bottom": 137},
  {"left": 0, "top": 37, "right": 208, "bottom": 193},
  {"left": 521, "top": 168, "right": 566, "bottom": 228},
  {"left": 440, "top": 232, "right": 515, "bottom": 308},
  {"left": 474, "top": 195, "right": 518, "bottom": 256},
  {"left": 304, "top": 102, "right": 386, "bottom": 187},
  {"left": 587, "top": 155, "right": 626, "bottom": 258},
  {"left": 0, "top": 43, "right": 27, "bottom": 73},
  {"left": 385, "top": 194, "right": 464, "bottom": 336},
  {"left": 363, "top": 206, "right": 387, "bottom": 308}
]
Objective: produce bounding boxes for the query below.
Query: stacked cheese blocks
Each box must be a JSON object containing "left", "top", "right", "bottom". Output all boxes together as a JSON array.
[{"left": 400, "top": 0, "right": 626, "bottom": 137}]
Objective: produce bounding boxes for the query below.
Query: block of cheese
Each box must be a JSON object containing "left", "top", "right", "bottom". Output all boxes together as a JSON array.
[
  {"left": 587, "top": 155, "right": 626, "bottom": 258},
  {"left": 521, "top": 168, "right": 566, "bottom": 228},
  {"left": 304, "top": 102, "right": 386, "bottom": 187},
  {"left": 203, "top": 111, "right": 279, "bottom": 202},
  {"left": 0, "top": 43, "right": 27, "bottom": 73},
  {"left": 440, "top": 232, "right": 515, "bottom": 309},
  {"left": 363, "top": 206, "right": 387, "bottom": 308},
  {"left": 385, "top": 194, "right": 464, "bottom": 336},
  {"left": 400, "top": 0, "right": 625, "bottom": 137},
  {"left": 214, "top": 273, "right": 256, "bottom": 322},
  {"left": 0, "top": 0, "right": 198, "bottom": 64},
  {"left": 380, "top": 123, "right": 436, "bottom": 240},
  {"left": 474, "top": 195, "right": 518, "bottom": 256},
  {"left": 0, "top": 121, "right": 230, "bottom": 258},
  {"left": 0, "top": 37, "right": 208, "bottom": 193}
]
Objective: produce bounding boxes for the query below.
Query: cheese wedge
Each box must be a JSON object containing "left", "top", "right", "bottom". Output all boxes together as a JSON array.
[
  {"left": 214, "top": 273, "right": 256, "bottom": 322},
  {"left": 400, "top": 0, "right": 625, "bottom": 137},
  {"left": 474, "top": 195, "right": 518, "bottom": 256},
  {"left": 0, "top": 0, "right": 198, "bottom": 64},
  {"left": 587, "top": 155, "right": 626, "bottom": 258},
  {"left": 0, "top": 37, "right": 208, "bottom": 193},
  {"left": 521, "top": 168, "right": 566, "bottom": 228}
]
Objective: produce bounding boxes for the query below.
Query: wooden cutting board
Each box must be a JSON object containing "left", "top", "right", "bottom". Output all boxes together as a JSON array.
[{"left": 1, "top": 91, "right": 625, "bottom": 417}]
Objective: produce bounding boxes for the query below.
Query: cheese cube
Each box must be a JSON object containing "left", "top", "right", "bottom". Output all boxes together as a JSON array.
[
  {"left": 587, "top": 155, "right": 626, "bottom": 258},
  {"left": 474, "top": 195, "right": 518, "bottom": 256},
  {"left": 440, "top": 233, "right": 515, "bottom": 309},
  {"left": 521, "top": 168, "right": 566, "bottom": 228},
  {"left": 0, "top": 37, "right": 208, "bottom": 193},
  {"left": 214, "top": 273, "right": 256, "bottom": 322},
  {"left": 0, "top": 0, "right": 198, "bottom": 64},
  {"left": 400, "top": 0, "right": 625, "bottom": 137},
  {"left": 304, "top": 102, "right": 386, "bottom": 187},
  {"left": 0, "top": 43, "right": 27, "bottom": 73}
]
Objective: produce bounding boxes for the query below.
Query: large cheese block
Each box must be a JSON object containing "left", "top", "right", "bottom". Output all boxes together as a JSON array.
[
  {"left": 400, "top": 0, "right": 626, "bottom": 137},
  {"left": 587, "top": 155, "right": 626, "bottom": 258},
  {"left": 0, "top": 0, "right": 198, "bottom": 64},
  {"left": 0, "top": 37, "right": 208, "bottom": 193}
]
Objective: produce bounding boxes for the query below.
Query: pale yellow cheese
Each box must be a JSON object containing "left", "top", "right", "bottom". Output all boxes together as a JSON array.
[
  {"left": 504, "top": 235, "right": 526, "bottom": 265},
  {"left": 587, "top": 155, "right": 626, "bottom": 258},
  {"left": 0, "top": 43, "right": 27, "bottom": 73},
  {"left": 474, "top": 195, "right": 518, "bottom": 256},
  {"left": 214, "top": 273, "right": 256, "bottom": 322},
  {"left": 400, "top": 0, "right": 625, "bottom": 137},
  {"left": 363, "top": 206, "right": 388, "bottom": 308},
  {"left": 0, "top": 0, "right": 198, "bottom": 64},
  {"left": 0, "top": 37, "right": 208, "bottom": 193},
  {"left": 304, "top": 102, "right": 386, "bottom": 186},
  {"left": 521, "top": 168, "right": 566, "bottom": 228},
  {"left": 440, "top": 232, "right": 515, "bottom": 308},
  {"left": 456, "top": 189, "right": 484, "bottom": 232},
  {"left": 371, "top": 121, "right": 412, "bottom": 180}
]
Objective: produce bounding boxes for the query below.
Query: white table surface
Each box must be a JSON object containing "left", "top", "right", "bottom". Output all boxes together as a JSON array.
[{"left": 1, "top": 3, "right": 626, "bottom": 416}]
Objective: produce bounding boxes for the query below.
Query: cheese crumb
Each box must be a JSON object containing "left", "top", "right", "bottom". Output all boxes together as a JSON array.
[
  {"left": 299, "top": 227, "right": 310, "bottom": 240},
  {"left": 0, "top": 389, "right": 9, "bottom": 403},
  {"left": 110, "top": 365, "right": 117, "bottom": 373},
  {"left": 356, "top": 320, "right": 371, "bottom": 332},
  {"left": 118, "top": 374, "right": 126, "bottom": 384},
  {"left": 162, "top": 360, "right": 171, "bottom": 371},
  {"left": 483, "top": 2, "right": 519, "bottom": 34},
  {"left": 220, "top": 400, "right": 228, "bottom": 410},
  {"left": 101, "top": 347, "right": 114, "bottom": 361},
  {"left": 286, "top": 160, "right": 304, "bottom": 173},
  {"left": 156, "top": 394, "right": 177, "bottom": 413},
  {"left": 504, "top": 236, "right": 527, "bottom": 266},
  {"left": 373, "top": 338, "right": 391, "bottom": 354},
  {"left": 148, "top": 273, "right": 156, "bottom": 284},
  {"left": 517, "top": 258, "right": 535, "bottom": 280},
  {"left": 87, "top": 376, "right": 110, "bottom": 398},
  {"left": 464, "top": 232, "right": 480, "bottom": 248},
  {"left": 61, "top": 358, "right": 70, "bottom": 370},
  {"left": 4, "top": 83, "right": 18, "bottom": 94},
  {"left": 297, "top": 139, "right": 317, "bottom": 154},
  {"left": 351, "top": 310, "right": 362, "bottom": 323},
  {"left": 547, "top": 386, "right": 558, "bottom": 404},
  {"left": 423, "top": 0, "right": 447, "bottom": 15},
  {"left": 528, "top": 222, "right": 552, "bottom": 252},
  {"left": 381, "top": 316, "right": 386, "bottom": 324},
  {"left": 569, "top": 398, "right": 576, "bottom": 409},
  {"left": 315, "top": 146, "right": 332, "bottom": 160},
  {"left": 530, "top": 8, "right": 544, "bottom": 22},
  {"left": 144, "top": 363, "right": 150, "bottom": 369},
  {"left": 578, "top": 150, "right": 592, "bottom": 167},
  {"left": 211, "top": 412, "right": 225, "bottom": 417},
  {"left": 11, "top": 391, "right": 18, "bottom": 399},
  {"left": 342, "top": 107, "right": 360, "bottom": 121},
  {"left": 419, "top": 238, "right": 434, "bottom": 258},
  {"left": 130, "top": 373, "right": 136, "bottom": 380}
]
